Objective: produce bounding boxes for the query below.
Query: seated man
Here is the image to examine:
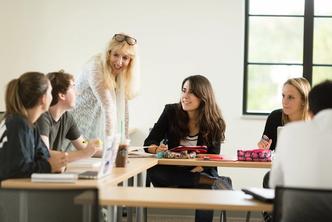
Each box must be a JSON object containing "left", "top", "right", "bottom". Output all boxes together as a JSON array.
[
  {"left": 270, "top": 80, "right": 332, "bottom": 188},
  {"left": 36, "top": 71, "right": 101, "bottom": 162}
]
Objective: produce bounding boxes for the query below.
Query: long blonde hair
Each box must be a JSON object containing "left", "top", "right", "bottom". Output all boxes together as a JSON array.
[
  {"left": 3, "top": 72, "right": 49, "bottom": 121},
  {"left": 101, "top": 34, "right": 140, "bottom": 100},
  {"left": 282, "top": 77, "right": 311, "bottom": 124}
]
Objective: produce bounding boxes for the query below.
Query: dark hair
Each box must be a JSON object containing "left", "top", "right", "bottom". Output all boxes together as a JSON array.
[
  {"left": 4, "top": 72, "right": 49, "bottom": 119},
  {"left": 47, "top": 71, "right": 74, "bottom": 106},
  {"left": 308, "top": 80, "right": 332, "bottom": 115},
  {"left": 172, "top": 75, "right": 226, "bottom": 146}
]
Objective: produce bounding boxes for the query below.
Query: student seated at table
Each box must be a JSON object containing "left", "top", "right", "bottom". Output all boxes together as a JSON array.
[
  {"left": 268, "top": 81, "right": 332, "bottom": 222},
  {"left": 257, "top": 77, "right": 311, "bottom": 222},
  {"left": 36, "top": 71, "right": 102, "bottom": 162},
  {"left": 258, "top": 77, "right": 311, "bottom": 182},
  {"left": 270, "top": 80, "right": 332, "bottom": 188},
  {"left": 257, "top": 77, "right": 311, "bottom": 151},
  {"left": 0, "top": 72, "right": 67, "bottom": 181},
  {"left": 144, "top": 75, "right": 232, "bottom": 222}
]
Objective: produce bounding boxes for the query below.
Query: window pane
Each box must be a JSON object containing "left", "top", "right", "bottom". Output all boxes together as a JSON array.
[
  {"left": 313, "top": 18, "right": 332, "bottom": 64},
  {"left": 315, "top": 0, "right": 332, "bottom": 16},
  {"left": 247, "top": 65, "right": 302, "bottom": 113},
  {"left": 248, "top": 17, "right": 303, "bottom": 63},
  {"left": 249, "top": 0, "right": 304, "bottom": 15},
  {"left": 313, "top": 66, "right": 332, "bottom": 85}
]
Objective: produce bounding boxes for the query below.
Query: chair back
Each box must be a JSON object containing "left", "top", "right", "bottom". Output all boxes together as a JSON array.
[
  {"left": 0, "top": 187, "right": 99, "bottom": 222},
  {"left": 272, "top": 186, "right": 332, "bottom": 222}
]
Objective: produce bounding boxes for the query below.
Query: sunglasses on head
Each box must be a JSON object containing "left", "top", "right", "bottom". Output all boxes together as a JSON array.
[{"left": 113, "top": 34, "right": 137, "bottom": 45}]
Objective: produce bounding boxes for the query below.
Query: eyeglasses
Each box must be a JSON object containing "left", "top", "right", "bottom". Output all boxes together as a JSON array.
[{"left": 113, "top": 34, "right": 137, "bottom": 45}]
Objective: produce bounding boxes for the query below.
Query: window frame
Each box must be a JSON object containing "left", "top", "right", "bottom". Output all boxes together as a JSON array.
[{"left": 243, "top": 0, "right": 332, "bottom": 115}]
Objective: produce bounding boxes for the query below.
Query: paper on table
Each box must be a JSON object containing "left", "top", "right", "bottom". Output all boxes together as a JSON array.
[
  {"left": 31, "top": 173, "right": 78, "bottom": 183},
  {"left": 128, "top": 146, "right": 155, "bottom": 158},
  {"left": 67, "top": 158, "right": 101, "bottom": 168}
]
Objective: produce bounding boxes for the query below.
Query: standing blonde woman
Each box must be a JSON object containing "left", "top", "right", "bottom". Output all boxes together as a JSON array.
[
  {"left": 71, "top": 33, "right": 140, "bottom": 144},
  {"left": 0, "top": 72, "right": 67, "bottom": 181}
]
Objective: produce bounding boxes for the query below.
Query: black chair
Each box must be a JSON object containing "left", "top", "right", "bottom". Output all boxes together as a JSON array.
[
  {"left": 0, "top": 188, "right": 99, "bottom": 222},
  {"left": 272, "top": 186, "right": 332, "bottom": 222}
]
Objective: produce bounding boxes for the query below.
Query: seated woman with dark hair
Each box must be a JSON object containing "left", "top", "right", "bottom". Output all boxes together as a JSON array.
[{"left": 144, "top": 75, "right": 232, "bottom": 222}]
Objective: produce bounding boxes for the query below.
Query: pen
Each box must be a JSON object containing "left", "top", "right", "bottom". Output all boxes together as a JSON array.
[
  {"left": 262, "top": 135, "right": 270, "bottom": 142},
  {"left": 131, "top": 146, "right": 150, "bottom": 151}
]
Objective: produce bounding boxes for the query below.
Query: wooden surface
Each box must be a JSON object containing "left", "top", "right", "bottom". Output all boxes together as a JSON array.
[
  {"left": 1, "top": 156, "right": 273, "bottom": 213},
  {"left": 157, "top": 158, "right": 272, "bottom": 168},
  {"left": 1, "top": 157, "right": 270, "bottom": 189},
  {"left": 1, "top": 158, "right": 158, "bottom": 189},
  {"left": 99, "top": 186, "right": 273, "bottom": 212}
]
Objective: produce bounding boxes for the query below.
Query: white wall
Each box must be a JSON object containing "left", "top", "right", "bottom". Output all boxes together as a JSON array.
[{"left": 0, "top": 0, "right": 269, "bottom": 188}]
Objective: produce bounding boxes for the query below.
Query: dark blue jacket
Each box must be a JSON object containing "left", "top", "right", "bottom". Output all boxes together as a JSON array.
[{"left": 0, "top": 114, "right": 51, "bottom": 181}]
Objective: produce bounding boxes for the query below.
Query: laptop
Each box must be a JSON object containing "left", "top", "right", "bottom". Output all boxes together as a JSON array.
[
  {"left": 78, "top": 135, "right": 120, "bottom": 179},
  {"left": 277, "top": 126, "right": 283, "bottom": 139}
]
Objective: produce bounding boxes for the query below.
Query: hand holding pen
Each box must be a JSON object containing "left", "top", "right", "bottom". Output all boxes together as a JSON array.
[
  {"left": 258, "top": 135, "right": 272, "bottom": 150},
  {"left": 148, "top": 144, "right": 168, "bottom": 154}
]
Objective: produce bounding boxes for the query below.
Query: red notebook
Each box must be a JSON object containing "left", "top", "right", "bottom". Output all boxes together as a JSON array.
[
  {"left": 169, "top": 145, "right": 208, "bottom": 154},
  {"left": 197, "top": 154, "right": 224, "bottom": 161}
]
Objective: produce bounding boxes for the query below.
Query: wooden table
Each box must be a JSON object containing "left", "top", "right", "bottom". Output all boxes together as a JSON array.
[
  {"left": 1, "top": 158, "right": 158, "bottom": 222},
  {"left": 1, "top": 158, "right": 270, "bottom": 189},
  {"left": 1, "top": 158, "right": 158, "bottom": 189},
  {"left": 1, "top": 157, "right": 271, "bottom": 222},
  {"left": 157, "top": 158, "right": 272, "bottom": 168},
  {"left": 98, "top": 186, "right": 272, "bottom": 212}
]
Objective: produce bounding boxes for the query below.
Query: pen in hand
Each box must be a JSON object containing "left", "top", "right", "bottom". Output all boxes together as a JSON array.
[
  {"left": 262, "top": 135, "right": 270, "bottom": 142},
  {"left": 147, "top": 144, "right": 168, "bottom": 154},
  {"left": 258, "top": 135, "right": 272, "bottom": 150}
]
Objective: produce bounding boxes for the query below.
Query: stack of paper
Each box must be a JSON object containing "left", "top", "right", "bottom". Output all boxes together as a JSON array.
[
  {"left": 128, "top": 150, "right": 155, "bottom": 158},
  {"left": 31, "top": 173, "right": 78, "bottom": 183},
  {"left": 128, "top": 146, "right": 155, "bottom": 158},
  {"left": 67, "top": 158, "right": 102, "bottom": 168}
]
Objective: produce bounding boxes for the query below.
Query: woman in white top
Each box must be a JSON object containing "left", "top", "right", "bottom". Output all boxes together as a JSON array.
[{"left": 71, "top": 33, "right": 140, "bottom": 144}]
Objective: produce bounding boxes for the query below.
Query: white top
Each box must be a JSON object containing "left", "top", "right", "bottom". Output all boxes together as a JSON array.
[
  {"left": 180, "top": 135, "right": 198, "bottom": 146},
  {"left": 270, "top": 109, "right": 332, "bottom": 189},
  {"left": 71, "top": 54, "right": 128, "bottom": 143}
]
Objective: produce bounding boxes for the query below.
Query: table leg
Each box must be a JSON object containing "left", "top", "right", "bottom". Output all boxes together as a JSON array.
[{"left": 136, "top": 172, "right": 144, "bottom": 222}]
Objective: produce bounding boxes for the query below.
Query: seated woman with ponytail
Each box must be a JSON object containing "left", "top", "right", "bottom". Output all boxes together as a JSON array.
[{"left": 0, "top": 72, "right": 67, "bottom": 181}]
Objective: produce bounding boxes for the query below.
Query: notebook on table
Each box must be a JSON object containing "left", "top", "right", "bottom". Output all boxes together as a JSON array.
[
  {"left": 78, "top": 135, "right": 120, "bottom": 179},
  {"left": 242, "top": 187, "right": 275, "bottom": 203},
  {"left": 31, "top": 173, "right": 78, "bottom": 183}
]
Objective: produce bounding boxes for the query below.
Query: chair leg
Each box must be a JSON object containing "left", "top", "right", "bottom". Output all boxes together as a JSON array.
[
  {"left": 127, "top": 177, "right": 134, "bottom": 222},
  {"left": 220, "top": 210, "right": 227, "bottom": 222},
  {"left": 245, "top": 211, "right": 251, "bottom": 222},
  {"left": 143, "top": 172, "right": 151, "bottom": 222}
]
